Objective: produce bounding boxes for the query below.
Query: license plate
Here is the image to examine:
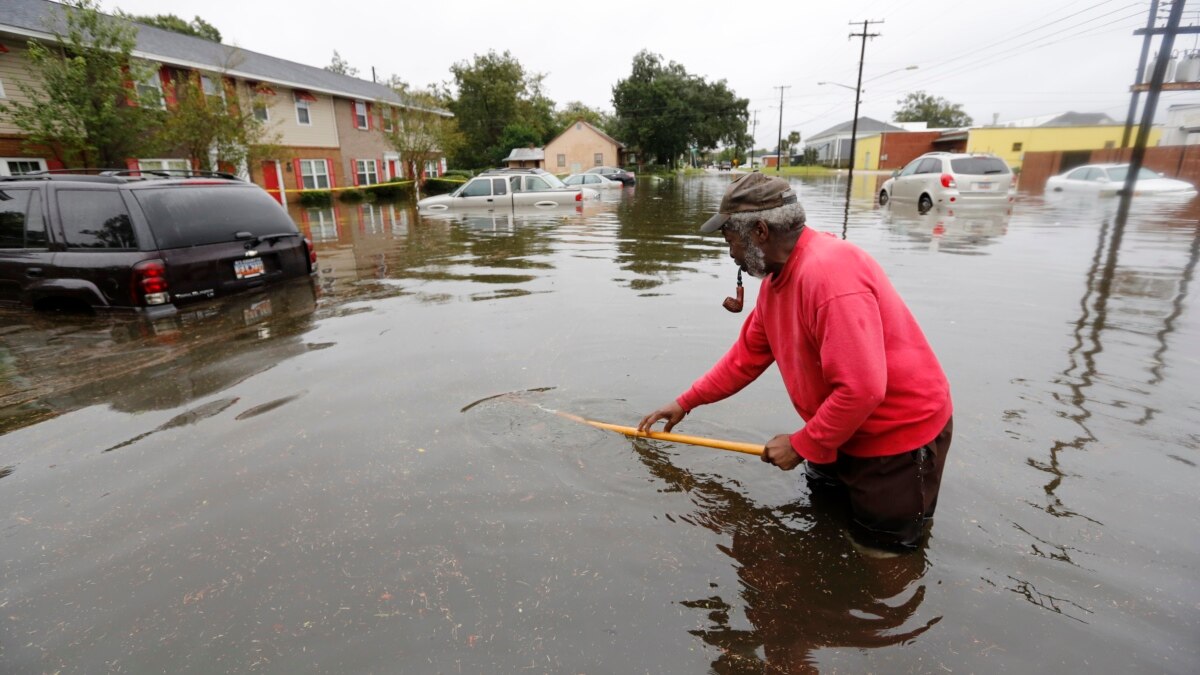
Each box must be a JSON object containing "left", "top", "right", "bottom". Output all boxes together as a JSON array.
[
  {"left": 234, "top": 257, "right": 265, "bottom": 279},
  {"left": 243, "top": 298, "right": 273, "bottom": 324},
  {"left": 973, "top": 181, "right": 994, "bottom": 190}
]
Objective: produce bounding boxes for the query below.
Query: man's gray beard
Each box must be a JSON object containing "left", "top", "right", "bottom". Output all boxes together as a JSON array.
[{"left": 742, "top": 237, "right": 768, "bottom": 278}]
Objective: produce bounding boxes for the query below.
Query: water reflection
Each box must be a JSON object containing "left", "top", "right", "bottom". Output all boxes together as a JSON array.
[
  {"left": 0, "top": 279, "right": 318, "bottom": 435},
  {"left": 630, "top": 440, "right": 939, "bottom": 673},
  {"left": 881, "top": 202, "right": 1011, "bottom": 255},
  {"left": 291, "top": 201, "right": 600, "bottom": 305}
]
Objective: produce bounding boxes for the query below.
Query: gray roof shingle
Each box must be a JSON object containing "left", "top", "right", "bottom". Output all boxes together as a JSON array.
[{"left": 0, "top": 0, "right": 447, "bottom": 113}]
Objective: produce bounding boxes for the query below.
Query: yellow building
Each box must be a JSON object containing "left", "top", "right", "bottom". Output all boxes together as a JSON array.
[
  {"left": 853, "top": 135, "right": 884, "bottom": 173},
  {"left": 965, "top": 125, "right": 1161, "bottom": 170},
  {"left": 849, "top": 125, "right": 1163, "bottom": 172}
]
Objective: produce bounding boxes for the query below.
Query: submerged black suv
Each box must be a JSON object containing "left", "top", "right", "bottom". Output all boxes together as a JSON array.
[{"left": 0, "top": 170, "right": 317, "bottom": 316}]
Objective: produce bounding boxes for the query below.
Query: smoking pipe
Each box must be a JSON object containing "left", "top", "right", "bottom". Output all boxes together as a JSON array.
[{"left": 723, "top": 268, "right": 744, "bottom": 313}]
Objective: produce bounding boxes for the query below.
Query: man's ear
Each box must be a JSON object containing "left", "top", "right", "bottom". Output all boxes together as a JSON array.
[{"left": 752, "top": 219, "right": 769, "bottom": 243}]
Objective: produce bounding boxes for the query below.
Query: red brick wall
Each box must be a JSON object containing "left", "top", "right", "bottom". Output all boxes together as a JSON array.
[
  {"left": 878, "top": 132, "right": 941, "bottom": 169},
  {"left": 1022, "top": 145, "right": 1200, "bottom": 193},
  {"left": 0, "top": 136, "right": 65, "bottom": 169}
]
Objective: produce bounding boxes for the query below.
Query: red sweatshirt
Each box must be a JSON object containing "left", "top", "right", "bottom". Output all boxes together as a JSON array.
[{"left": 677, "top": 227, "right": 952, "bottom": 464}]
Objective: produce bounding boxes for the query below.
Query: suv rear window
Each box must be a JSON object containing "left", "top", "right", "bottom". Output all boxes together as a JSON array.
[
  {"left": 58, "top": 189, "right": 136, "bottom": 249},
  {"left": 950, "top": 157, "right": 1010, "bottom": 175},
  {"left": 133, "top": 186, "right": 297, "bottom": 249}
]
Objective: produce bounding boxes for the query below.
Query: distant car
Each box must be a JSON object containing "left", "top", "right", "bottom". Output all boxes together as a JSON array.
[
  {"left": 719, "top": 161, "right": 732, "bottom": 171},
  {"left": 563, "top": 173, "right": 623, "bottom": 189},
  {"left": 417, "top": 168, "right": 598, "bottom": 210},
  {"left": 584, "top": 166, "right": 636, "bottom": 186},
  {"left": 1045, "top": 163, "right": 1197, "bottom": 197},
  {"left": 0, "top": 170, "right": 317, "bottom": 316},
  {"left": 879, "top": 152, "right": 1016, "bottom": 212}
]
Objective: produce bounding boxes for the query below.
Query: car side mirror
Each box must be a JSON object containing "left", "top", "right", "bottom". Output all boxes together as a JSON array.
[{"left": 891, "top": 170, "right": 899, "bottom": 178}]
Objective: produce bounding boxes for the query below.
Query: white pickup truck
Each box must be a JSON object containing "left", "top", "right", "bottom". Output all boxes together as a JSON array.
[{"left": 417, "top": 169, "right": 598, "bottom": 211}]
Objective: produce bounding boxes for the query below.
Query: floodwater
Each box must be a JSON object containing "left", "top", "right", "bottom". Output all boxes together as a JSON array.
[{"left": 0, "top": 174, "right": 1197, "bottom": 673}]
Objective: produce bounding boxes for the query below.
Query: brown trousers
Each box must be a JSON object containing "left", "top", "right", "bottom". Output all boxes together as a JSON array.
[{"left": 805, "top": 417, "right": 953, "bottom": 551}]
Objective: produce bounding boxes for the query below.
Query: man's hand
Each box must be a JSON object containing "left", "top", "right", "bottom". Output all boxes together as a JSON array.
[
  {"left": 761, "top": 434, "right": 803, "bottom": 471},
  {"left": 638, "top": 401, "right": 686, "bottom": 433}
]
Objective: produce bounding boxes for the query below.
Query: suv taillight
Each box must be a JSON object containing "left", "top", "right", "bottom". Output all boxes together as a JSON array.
[
  {"left": 575, "top": 191, "right": 583, "bottom": 202},
  {"left": 132, "top": 259, "right": 170, "bottom": 306},
  {"left": 940, "top": 173, "right": 957, "bottom": 189},
  {"left": 304, "top": 237, "right": 318, "bottom": 272}
]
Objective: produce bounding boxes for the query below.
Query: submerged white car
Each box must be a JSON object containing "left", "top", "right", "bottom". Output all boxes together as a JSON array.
[
  {"left": 417, "top": 169, "right": 598, "bottom": 211},
  {"left": 1045, "top": 163, "right": 1197, "bottom": 197},
  {"left": 562, "top": 173, "right": 623, "bottom": 189}
]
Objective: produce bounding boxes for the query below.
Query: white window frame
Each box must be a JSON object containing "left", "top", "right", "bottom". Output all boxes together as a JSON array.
[
  {"left": 0, "top": 79, "right": 6, "bottom": 99},
  {"left": 356, "top": 159, "right": 379, "bottom": 186},
  {"left": 382, "top": 107, "right": 394, "bottom": 133},
  {"left": 199, "top": 75, "right": 225, "bottom": 105},
  {"left": 136, "top": 70, "right": 165, "bottom": 109},
  {"left": 252, "top": 99, "right": 270, "bottom": 122},
  {"left": 138, "top": 159, "right": 191, "bottom": 174},
  {"left": 354, "top": 100, "right": 369, "bottom": 130},
  {"left": 299, "top": 159, "right": 330, "bottom": 190},
  {"left": 423, "top": 159, "right": 440, "bottom": 178},
  {"left": 1, "top": 158, "right": 48, "bottom": 176},
  {"left": 295, "top": 94, "right": 312, "bottom": 125}
]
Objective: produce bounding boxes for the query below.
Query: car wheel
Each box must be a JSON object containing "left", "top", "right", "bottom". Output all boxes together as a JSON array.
[
  {"left": 918, "top": 193, "right": 933, "bottom": 214},
  {"left": 878, "top": 190, "right": 889, "bottom": 206}
]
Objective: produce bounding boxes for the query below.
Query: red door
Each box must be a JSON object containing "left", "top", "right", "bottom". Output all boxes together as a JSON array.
[{"left": 262, "top": 160, "right": 283, "bottom": 204}]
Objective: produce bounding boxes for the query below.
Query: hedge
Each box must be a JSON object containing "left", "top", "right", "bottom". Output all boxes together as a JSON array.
[{"left": 423, "top": 177, "right": 468, "bottom": 195}]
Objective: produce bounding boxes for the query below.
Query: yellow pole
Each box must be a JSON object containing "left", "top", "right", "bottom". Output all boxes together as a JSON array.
[{"left": 553, "top": 411, "right": 764, "bottom": 456}]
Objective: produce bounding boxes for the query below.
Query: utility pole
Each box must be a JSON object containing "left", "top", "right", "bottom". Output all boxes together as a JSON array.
[
  {"left": 774, "top": 86, "right": 790, "bottom": 173},
  {"left": 750, "top": 110, "right": 759, "bottom": 168},
  {"left": 844, "top": 19, "right": 882, "bottom": 234},
  {"left": 1118, "top": 0, "right": 1187, "bottom": 227},
  {"left": 1121, "top": 0, "right": 1160, "bottom": 148}
]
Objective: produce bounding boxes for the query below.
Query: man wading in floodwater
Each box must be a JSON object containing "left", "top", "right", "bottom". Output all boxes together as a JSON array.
[{"left": 638, "top": 172, "right": 953, "bottom": 553}]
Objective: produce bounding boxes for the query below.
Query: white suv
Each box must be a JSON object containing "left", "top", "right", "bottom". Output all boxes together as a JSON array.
[{"left": 879, "top": 152, "right": 1016, "bottom": 212}]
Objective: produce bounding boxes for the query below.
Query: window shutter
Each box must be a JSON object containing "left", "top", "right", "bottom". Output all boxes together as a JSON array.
[
  {"left": 326, "top": 159, "right": 336, "bottom": 189},
  {"left": 351, "top": 158, "right": 359, "bottom": 186},
  {"left": 366, "top": 103, "right": 372, "bottom": 130}
]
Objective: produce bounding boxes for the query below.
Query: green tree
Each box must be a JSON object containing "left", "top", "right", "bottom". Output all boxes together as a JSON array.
[
  {"left": 325, "top": 50, "right": 359, "bottom": 77},
  {"left": 893, "top": 91, "right": 973, "bottom": 127},
  {"left": 779, "top": 131, "right": 801, "bottom": 164},
  {"left": 552, "top": 101, "right": 613, "bottom": 137},
  {"left": 156, "top": 66, "right": 279, "bottom": 173},
  {"left": 129, "top": 13, "right": 221, "bottom": 42},
  {"left": 446, "top": 50, "right": 555, "bottom": 169},
  {"left": 0, "top": 0, "right": 157, "bottom": 167},
  {"left": 611, "top": 50, "right": 748, "bottom": 168},
  {"left": 382, "top": 82, "right": 463, "bottom": 180}
]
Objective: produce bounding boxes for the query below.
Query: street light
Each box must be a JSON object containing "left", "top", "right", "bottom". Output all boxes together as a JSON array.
[{"left": 817, "top": 81, "right": 858, "bottom": 92}]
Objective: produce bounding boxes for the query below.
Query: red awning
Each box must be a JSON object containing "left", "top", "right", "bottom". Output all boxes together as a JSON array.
[{"left": 293, "top": 89, "right": 317, "bottom": 102}]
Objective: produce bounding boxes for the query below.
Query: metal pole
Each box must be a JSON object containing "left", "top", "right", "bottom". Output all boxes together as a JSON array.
[
  {"left": 750, "top": 110, "right": 758, "bottom": 168},
  {"left": 844, "top": 20, "right": 880, "bottom": 233},
  {"left": 1122, "top": 0, "right": 1160, "bottom": 148},
  {"left": 1117, "top": 0, "right": 1186, "bottom": 226},
  {"left": 775, "top": 86, "right": 790, "bottom": 172}
]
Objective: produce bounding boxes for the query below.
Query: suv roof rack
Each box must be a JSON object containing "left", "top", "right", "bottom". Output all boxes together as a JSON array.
[
  {"left": 479, "top": 167, "right": 548, "bottom": 175},
  {"left": 0, "top": 168, "right": 244, "bottom": 183}
]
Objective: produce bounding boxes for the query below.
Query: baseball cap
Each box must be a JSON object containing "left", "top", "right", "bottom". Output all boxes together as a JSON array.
[{"left": 700, "top": 172, "right": 800, "bottom": 233}]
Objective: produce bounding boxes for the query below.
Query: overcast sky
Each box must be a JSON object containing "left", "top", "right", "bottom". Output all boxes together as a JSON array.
[{"left": 108, "top": 0, "right": 1199, "bottom": 148}]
